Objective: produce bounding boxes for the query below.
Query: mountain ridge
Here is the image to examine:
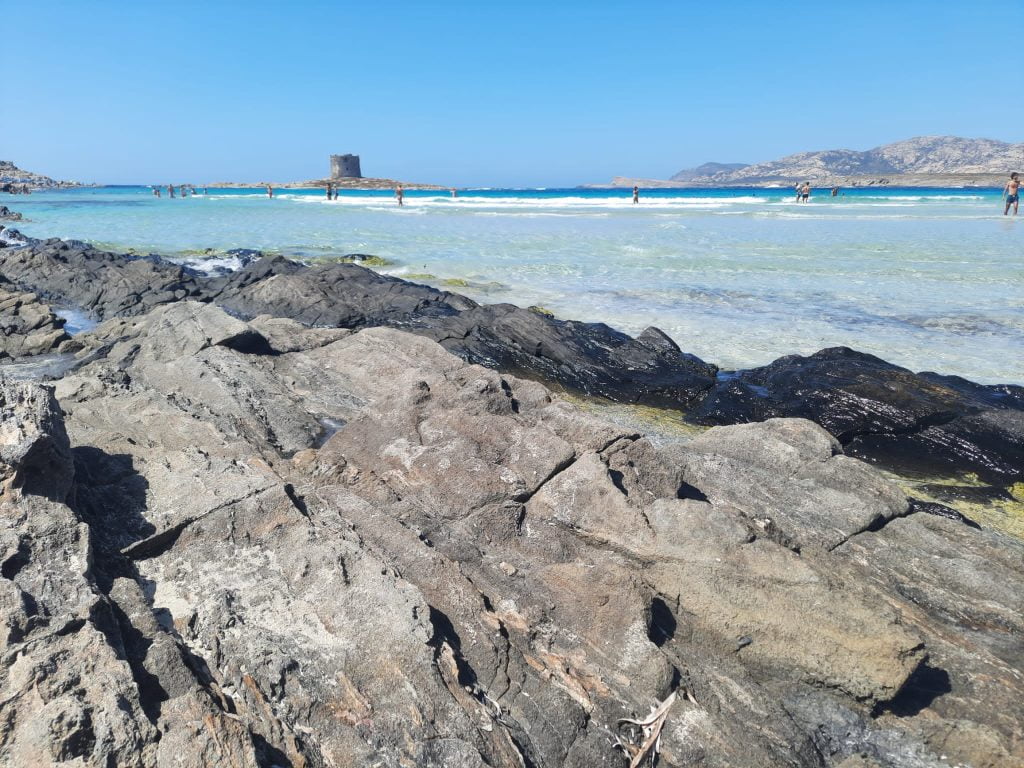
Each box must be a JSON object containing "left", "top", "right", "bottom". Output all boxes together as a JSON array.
[{"left": 669, "top": 136, "right": 1024, "bottom": 186}]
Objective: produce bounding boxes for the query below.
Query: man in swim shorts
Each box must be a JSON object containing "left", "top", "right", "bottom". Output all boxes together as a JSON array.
[
  {"left": 1005, "top": 172, "right": 1020, "bottom": 216},
  {"left": 800, "top": 182, "right": 810, "bottom": 202}
]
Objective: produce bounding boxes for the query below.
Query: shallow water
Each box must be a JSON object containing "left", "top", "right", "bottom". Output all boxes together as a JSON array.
[{"left": 4, "top": 185, "right": 1022, "bottom": 383}]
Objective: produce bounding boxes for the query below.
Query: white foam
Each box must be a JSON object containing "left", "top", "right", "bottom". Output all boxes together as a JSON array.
[
  {"left": 0, "top": 228, "right": 28, "bottom": 247},
  {"left": 168, "top": 255, "right": 248, "bottom": 275}
]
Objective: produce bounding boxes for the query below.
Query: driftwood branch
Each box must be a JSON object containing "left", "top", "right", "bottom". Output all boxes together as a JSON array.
[{"left": 613, "top": 690, "right": 678, "bottom": 768}]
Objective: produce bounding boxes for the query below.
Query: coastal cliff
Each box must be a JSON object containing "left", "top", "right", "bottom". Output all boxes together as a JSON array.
[{"left": 0, "top": 222, "right": 1021, "bottom": 767}]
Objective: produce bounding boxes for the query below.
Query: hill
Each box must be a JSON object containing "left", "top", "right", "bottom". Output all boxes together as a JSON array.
[
  {"left": 670, "top": 161, "right": 748, "bottom": 182},
  {"left": 0, "top": 160, "right": 83, "bottom": 190},
  {"left": 665, "top": 136, "right": 1023, "bottom": 187}
]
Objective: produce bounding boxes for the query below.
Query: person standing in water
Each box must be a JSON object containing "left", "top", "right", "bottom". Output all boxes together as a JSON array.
[
  {"left": 632, "top": 186, "right": 639, "bottom": 204},
  {"left": 326, "top": 183, "right": 333, "bottom": 200},
  {"left": 396, "top": 185, "right": 404, "bottom": 206},
  {"left": 831, "top": 186, "right": 839, "bottom": 197},
  {"left": 267, "top": 185, "right": 274, "bottom": 199},
  {"left": 1004, "top": 172, "right": 1020, "bottom": 216},
  {"left": 168, "top": 184, "right": 175, "bottom": 199},
  {"left": 800, "top": 182, "right": 811, "bottom": 202}
]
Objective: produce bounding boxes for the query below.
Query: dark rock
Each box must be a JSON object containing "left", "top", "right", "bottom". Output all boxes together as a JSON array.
[
  {"left": 0, "top": 231, "right": 201, "bottom": 319},
  {"left": 205, "top": 255, "right": 474, "bottom": 327},
  {"left": 907, "top": 497, "right": 981, "bottom": 529},
  {"left": 223, "top": 247, "right": 265, "bottom": 261},
  {"left": 412, "top": 304, "right": 717, "bottom": 408},
  {"left": 0, "top": 226, "right": 29, "bottom": 248},
  {"left": 689, "top": 347, "right": 1024, "bottom": 486},
  {"left": 0, "top": 206, "right": 23, "bottom": 222}
]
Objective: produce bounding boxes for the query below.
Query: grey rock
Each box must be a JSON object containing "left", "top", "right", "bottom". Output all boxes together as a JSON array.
[
  {"left": 677, "top": 417, "right": 910, "bottom": 551},
  {"left": 0, "top": 287, "right": 71, "bottom": 360},
  {"left": 0, "top": 288, "right": 1020, "bottom": 768}
]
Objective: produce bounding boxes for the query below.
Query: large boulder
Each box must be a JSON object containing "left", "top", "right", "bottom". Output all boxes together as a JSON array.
[{"left": 0, "top": 286, "right": 71, "bottom": 359}]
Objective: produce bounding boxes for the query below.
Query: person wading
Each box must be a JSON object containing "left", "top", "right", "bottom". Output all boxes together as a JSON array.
[{"left": 1004, "top": 172, "right": 1020, "bottom": 216}]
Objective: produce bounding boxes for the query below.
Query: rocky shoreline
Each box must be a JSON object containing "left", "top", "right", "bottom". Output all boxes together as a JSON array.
[
  {"left": 0, "top": 219, "right": 1021, "bottom": 767},
  {"left": 1, "top": 225, "right": 1021, "bottom": 500},
  {"left": 0, "top": 161, "right": 84, "bottom": 191}
]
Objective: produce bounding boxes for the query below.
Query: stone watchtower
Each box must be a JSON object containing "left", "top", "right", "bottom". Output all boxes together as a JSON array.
[{"left": 330, "top": 154, "right": 362, "bottom": 179}]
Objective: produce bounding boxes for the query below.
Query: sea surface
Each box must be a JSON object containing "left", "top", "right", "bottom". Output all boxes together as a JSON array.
[{"left": 3, "top": 185, "right": 1022, "bottom": 384}]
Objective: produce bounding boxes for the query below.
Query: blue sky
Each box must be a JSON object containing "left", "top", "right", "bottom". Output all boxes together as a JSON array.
[{"left": 4, "top": 1, "right": 1019, "bottom": 186}]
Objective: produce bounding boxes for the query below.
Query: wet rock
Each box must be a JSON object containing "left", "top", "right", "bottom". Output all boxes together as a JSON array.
[
  {"left": 0, "top": 232, "right": 201, "bottom": 319},
  {"left": 412, "top": 305, "right": 718, "bottom": 408},
  {"left": 0, "top": 226, "right": 28, "bottom": 248},
  {"left": 0, "top": 207, "right": 22, "bottom": 222},
  {"left": 689, "top": 347, "right": 1024, "bottom": 486},
  {"left": 204, "top": 254, "right": 473, "bottom": 327}
]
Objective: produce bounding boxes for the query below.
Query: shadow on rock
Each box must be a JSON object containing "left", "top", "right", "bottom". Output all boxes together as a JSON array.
[
  {"left": 69, "top": 446, "right": 153, "bottom": 556},
  {"left": 876, "top": 661, "right": 953, "bottom": 717}
]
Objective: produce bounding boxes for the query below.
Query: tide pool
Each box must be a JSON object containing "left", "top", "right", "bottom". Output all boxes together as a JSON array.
[{"left": 4, "top": 185, "right": 1022, "bottom": 383}]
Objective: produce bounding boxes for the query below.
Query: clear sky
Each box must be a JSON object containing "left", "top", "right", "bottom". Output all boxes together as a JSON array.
[{"left": 3, "top": 1, "right": 1020, "bottom": 186}]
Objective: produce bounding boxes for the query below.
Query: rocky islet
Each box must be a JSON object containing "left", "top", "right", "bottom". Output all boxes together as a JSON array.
[{"left": 0, "top": 221, "right": 1020, "bottom": 766}]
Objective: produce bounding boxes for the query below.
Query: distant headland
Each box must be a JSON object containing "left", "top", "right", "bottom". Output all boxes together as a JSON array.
[
  {"left": 0, "top": 160, "right": 85, "bottom": 192},
  {"left": 609, "top": 136, "right": 1024, "bottom": 188}
]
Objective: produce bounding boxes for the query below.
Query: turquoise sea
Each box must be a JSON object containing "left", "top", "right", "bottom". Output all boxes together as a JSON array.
[{"left": 3, "top": 185, "right": 1022, "bottom": 384}]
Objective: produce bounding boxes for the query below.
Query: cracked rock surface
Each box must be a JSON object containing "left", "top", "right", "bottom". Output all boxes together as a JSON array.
[{"left": 0, "top": 302, "right": 1020, "bottom": 766}]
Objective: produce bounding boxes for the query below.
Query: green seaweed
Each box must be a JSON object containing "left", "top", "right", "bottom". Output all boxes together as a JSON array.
[
  {"left": 556, "top": 391, "right": 707, "bottom": 441},
  {"left": 528, "top": 305, "right": 554, "bottom": 317},
  {"left": 440, "top": 278, "right": 472, "bottom": 288},
  {"left": 346, "top": 255, "right": 392, "bottom": 267},
  {"left": 304, "top": 254, "right": 394, "bottom": 268},
  {"left": 888, "top": 473, "right": 1024, "bottom": 541}
]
